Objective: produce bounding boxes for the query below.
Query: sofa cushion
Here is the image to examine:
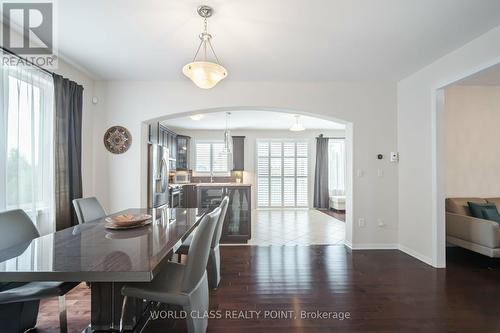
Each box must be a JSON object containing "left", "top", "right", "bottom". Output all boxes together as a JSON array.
[
  {"left": 482, "top": 207, "right": 500, "bottom": 225},
  {"left": 485, "top": 198, "right": 500, "bottom": 208},
  {"left": 446, "top": 198, "right": 487, "bottom": 216},
  {"left": 468, "top": 202, "right": 496, "bottom": 219}
]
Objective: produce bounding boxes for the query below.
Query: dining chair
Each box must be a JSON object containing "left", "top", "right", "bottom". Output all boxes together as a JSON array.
[
  {"left": 120, "top": 207, "right": 221, "bottom": 333},
  {"left": 72, "top": 197, "right": 106, "bottom": 224},
  {"left": 0, "top": 209, "right": 78, "bottom": 333},
  {"left": 177, "top": 196, "right": 229, "bottom": 289}
]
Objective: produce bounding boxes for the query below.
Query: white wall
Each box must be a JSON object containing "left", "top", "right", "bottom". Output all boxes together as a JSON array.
[
  {"left": 92, "top": 81, "right": 398, "bottom": 248},
  {"left": 445, "top": 85, "right": 500, "bottom": 197},
  {"left": 398, "top": 26, "right": 500, "bottom": 267},
  {"left": 168, "top": 128, "right": 345, "bottom": 209}
]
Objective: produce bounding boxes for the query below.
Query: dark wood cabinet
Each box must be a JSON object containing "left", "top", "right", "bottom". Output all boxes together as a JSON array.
[
  {"left": 183, "top": 185, "right": 198, "bottom": 208},
  {"left": 158, "top": 124, "right": 177, "bottom": 170},
  {"left": 221, "top": 186, "right": 251, "bottom": 243},
  {"left": 196, "top": 185, "right": 251, "bottom": 243},
  {"left": 232, "top": 136, "right": 245, "bottom": 171},
  {"left": 176, "top": 135, "right": 191, "bottom": 170}
]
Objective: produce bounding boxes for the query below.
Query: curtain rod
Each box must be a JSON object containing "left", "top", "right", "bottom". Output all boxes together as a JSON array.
[
  {"left": 317, "top": 134, "right": 345, "bottom": 139},
  {"left": 1, "top": 46, "right": 54, "bottom": 76}
]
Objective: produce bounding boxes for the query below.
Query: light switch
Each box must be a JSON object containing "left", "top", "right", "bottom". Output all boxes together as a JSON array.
[
  {"left": 358, "top": 218, "right": 366, "bottom": 227},
  {"left": 357, "top": 169, "right": 364, "bottom": 178},
  {"left": 377, "top": 169, "right": 384, "bottom": 178}
]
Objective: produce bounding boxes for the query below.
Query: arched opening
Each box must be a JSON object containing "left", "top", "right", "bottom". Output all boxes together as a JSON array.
[{"left": 141, "top": 107, "right": 354, "bottom": 247}]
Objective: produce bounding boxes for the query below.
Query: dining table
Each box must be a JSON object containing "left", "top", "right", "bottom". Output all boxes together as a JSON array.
[{"left": 0, "top": 207, "right": 206, "bottom": 332}]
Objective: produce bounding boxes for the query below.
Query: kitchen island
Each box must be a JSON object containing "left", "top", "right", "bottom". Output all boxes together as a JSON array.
[{"left": 182, "top": 183, "right": 252, "bottom": 243}]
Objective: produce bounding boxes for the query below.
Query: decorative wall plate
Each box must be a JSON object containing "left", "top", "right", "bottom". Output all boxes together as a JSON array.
[{"left": 103, "top": 126, "right": 132, "bottom": 154}]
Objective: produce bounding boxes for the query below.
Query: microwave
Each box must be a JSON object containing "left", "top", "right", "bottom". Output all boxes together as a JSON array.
[{"left": 174, "top": 171, "right": 191, "bottom": 184}]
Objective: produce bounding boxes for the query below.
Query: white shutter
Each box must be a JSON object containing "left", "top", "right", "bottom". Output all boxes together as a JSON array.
[
  {"left": 212, "top": 142, "right": 228, "bottom": 172},
  {"left": 256, "top": 139, "right": 308, "bottom": 208},
  {"left": 195, "top": 141, "right": 228, "bottom": 173},
  {"left": 195, "top": 142, "right": 211, "bottom": 172}
]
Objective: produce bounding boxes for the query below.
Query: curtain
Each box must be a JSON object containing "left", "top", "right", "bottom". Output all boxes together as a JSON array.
[
  {"left": 0, "top": 52, "right": 55, "bottom": 235},
  {"left": 53, "top": 74, "right": 83, "bottom": 230},
  {"left": 328, "top": 138, "right": 346, "bottom": 196},
  {"left": 313, "top": 136, "right": 329, "bottom": 209}
]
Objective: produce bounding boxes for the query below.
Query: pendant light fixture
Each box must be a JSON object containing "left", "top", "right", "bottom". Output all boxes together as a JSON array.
[
  {"left": 183, "top": 5, "right": 227, "bottom": 89},
  {"left": 223, "top": 112, "right": 233, "bottom": 154},
  {"left": 289, "top": 115, "right": 306, "bottom": 132}
]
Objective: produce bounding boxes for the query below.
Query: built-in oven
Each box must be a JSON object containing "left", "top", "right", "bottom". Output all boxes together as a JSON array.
[{"left": 169, "top": 185, "right": 183, "bottom": 208}]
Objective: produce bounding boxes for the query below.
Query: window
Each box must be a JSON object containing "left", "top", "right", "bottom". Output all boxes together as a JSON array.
[
  {"left": 194, "top": 140, "right": 229, "bottom": 174},
  {"left": 0, "top": 61, "right": 55, "bottom": 235},
  {"left": 257, "top": 140, "right": 308, "bottom": 207},
  {"left": 328, "top": 139, "right": 346, "bottom": 196}
]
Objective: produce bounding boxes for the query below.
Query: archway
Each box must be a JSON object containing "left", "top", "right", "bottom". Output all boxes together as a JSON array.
[{"left": 141, "top": 107, "right": 354, "bottom": 247}]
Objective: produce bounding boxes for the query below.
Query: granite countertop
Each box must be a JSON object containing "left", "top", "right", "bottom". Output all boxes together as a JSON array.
[{"left": 182, "top": 183, "right": 251, "bottom": 187}]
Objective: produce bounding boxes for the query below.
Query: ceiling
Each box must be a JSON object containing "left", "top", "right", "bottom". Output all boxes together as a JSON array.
[
  {"left": 456, "top": 63, "right": 500, "bottom": 86},
  {"left": 163, "top": 111, "right": 345, "bottom": 130},
  {"left": 36, "top": 1, "right": 500, "bottom": 80}
]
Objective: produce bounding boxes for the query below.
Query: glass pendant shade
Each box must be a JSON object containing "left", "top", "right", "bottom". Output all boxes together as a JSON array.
[
  {"left": 183, "top": 61, "right": 227, "bottom": 89},
  {"left": 290, "top": 116, "right": 306, "bottom": 131}
]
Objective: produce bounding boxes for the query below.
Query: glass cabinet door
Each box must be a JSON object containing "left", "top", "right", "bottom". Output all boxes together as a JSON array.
[
  {"left": 222, "top": 186, "right": 251, "bottom": 242},
  {"left": 176, "top": 136, "right": 190, "bottom": 170},
  {"left": 198, "top": 187, "right": 224, "bottom": 210}
]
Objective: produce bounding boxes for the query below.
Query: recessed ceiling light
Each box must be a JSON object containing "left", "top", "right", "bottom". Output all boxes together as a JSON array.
[
  {"left": 289, "top": 115, "right": 306, "bottom": 132},
  {"left": 190, "top": 114, "right": 204, "bottom": 121}
]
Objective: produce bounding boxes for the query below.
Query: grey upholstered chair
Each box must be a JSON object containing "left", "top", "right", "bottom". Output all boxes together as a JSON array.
[
  {"left": 0, "top": 209, "right": 78, "bottom": 333},
  {"left": 72, "top": 197, "right": 106, "bottom": 224},
  {"left": 177, "top": 196, "right": 229, "bottom": 289},
  {"left": 120, "top": 207, "right": 221, "bottom": 333}
]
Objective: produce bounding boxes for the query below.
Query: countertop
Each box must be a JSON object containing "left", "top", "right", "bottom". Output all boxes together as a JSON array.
[{"left": 180, "top": 183, "right": 252, "bottom": 187}]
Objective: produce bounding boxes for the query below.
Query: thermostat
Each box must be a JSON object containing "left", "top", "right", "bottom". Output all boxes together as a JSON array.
[{"left": 390, "top": 152, "right": 399, "bottom": 163}]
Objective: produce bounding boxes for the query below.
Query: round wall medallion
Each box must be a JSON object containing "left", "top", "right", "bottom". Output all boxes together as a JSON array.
[{"left": 103, "top": 126, "right": 132, "bottom": 154}]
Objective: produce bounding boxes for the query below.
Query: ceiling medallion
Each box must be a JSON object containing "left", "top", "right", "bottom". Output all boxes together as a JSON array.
[
  {"left": 182, "top": 5, "right": 227, "bottom": 89},
  {"left": 103, "top": 126, "right": 132, "bottom": 154}
]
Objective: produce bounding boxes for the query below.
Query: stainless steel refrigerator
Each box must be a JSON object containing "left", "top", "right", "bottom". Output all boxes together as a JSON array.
[{"left": 148, "top": 144, "right": 169, "bottom": 208}]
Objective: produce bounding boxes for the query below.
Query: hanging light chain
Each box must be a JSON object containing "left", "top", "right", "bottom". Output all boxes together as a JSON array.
[{"left": 191, "top": 10, "right": 222, "bottom": 64}]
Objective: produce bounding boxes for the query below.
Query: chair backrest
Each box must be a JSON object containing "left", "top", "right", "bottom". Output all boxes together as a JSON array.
[
  {"left": 72, "top": 197, "right": 106, "bottom": 224},
  {"left": 181, "top": 207, "right": 221, "bottom": 292},
  {"left": 0, "top": 209, "right": 40, "bottom": 251},
  {"left": 211, "top": 196, "right": 229, "bottom": 249}
]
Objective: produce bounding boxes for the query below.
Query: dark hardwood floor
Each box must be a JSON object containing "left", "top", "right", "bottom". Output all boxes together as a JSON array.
[
  {"left": 317, "top": 209, "right": 345, "bottom": 222},
  {"left": 37, "top": 246, "right": 500, "bottom": 333}
]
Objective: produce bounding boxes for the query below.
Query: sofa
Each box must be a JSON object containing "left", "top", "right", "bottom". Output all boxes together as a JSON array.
[
  {"left": 329, "top": 195, "right": 345, "bottom": 211},
  {"left": 446, "top": 197, "right": 500, "bottom": 258}
]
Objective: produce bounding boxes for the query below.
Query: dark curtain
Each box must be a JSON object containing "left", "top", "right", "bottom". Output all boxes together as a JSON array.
[
  {"left": 53, "top": 74, "right": 83, "bottom": 230},
  {"left": 313, "top": 136, "right": 329, "bottom": 209}
]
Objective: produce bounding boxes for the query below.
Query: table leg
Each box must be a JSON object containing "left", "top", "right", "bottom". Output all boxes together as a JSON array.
[{"left": 88, "top": 282, "right": 147, "bottom": 332}]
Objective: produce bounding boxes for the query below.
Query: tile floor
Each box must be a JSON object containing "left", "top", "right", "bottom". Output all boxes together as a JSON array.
[{"left": 240, "top": 209, "right": 345, "bottom": 246}]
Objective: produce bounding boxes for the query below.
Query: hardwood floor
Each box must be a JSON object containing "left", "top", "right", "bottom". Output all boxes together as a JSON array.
[
  {"left": 37, "top": 246, "right": 500, "bottom": 333},
  {"left": 317, "top": 209, "right": 345, "bottom": 222}
]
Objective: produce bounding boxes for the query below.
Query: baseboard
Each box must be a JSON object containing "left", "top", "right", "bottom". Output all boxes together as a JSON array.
[
  {"left": 398, "top": 244, "right": 435, "bottom": 267},
  {"left": 344, "top": 242, "right": 399, "bottom": 250}
]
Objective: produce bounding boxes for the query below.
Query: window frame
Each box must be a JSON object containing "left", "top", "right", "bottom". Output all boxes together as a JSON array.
[
  {"left": 193, "top": 139, "right": 231, "bottom": 176},
  {"left": 256, "top": 138, "right": 309, "bottom": 208}
]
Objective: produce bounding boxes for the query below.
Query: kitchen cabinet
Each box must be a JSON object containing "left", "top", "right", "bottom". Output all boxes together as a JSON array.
[
  {"left": 182, "top": 184, "right": 198, "bottom": 208},
  {"left": 176, "top": 135, "right": 191, "bottom": 170},
  {"left": 221, "top": 186, "right": 251, "bottom": 243},
  {"left": 158, "top": 124, "right": 177, "bottom": 170},
  {"left": 232, "top": 136, "right": 245, "bottom": 171},
  {"left": 196, "top": 185, "right": 251, "bottom": 243}
]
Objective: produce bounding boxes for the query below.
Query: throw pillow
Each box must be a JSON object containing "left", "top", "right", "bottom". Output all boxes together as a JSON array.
[
  {"left": 482, "top": 207, "right": 500, "bottom": 225},
  {"left": 467, "top": 202, "right": 496, "bottom": 218}
]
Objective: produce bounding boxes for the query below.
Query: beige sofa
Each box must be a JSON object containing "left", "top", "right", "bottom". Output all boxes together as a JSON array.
[{"left": 446, "top": 198, "right": 500, "bottom": 258}]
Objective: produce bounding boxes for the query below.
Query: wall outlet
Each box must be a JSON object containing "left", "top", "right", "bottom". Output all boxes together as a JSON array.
[
  {"left": 377, "top": 218, "right": 386, "bottom": 227},
  {"left": 358, "top": 218, "right": 366, "bottom": 228},
  {"left": 357, "top": 169, "right": 364, "bottom": 178}
]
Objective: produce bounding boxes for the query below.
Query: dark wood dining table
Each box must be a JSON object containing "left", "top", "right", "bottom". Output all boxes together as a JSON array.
[{"left": 0, "top": 207, "right": 206, "bottom": 332}]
